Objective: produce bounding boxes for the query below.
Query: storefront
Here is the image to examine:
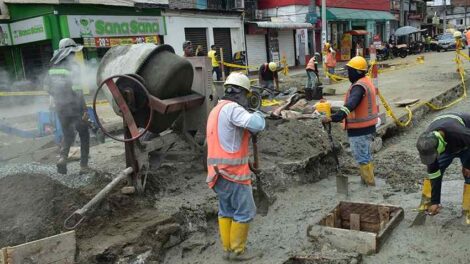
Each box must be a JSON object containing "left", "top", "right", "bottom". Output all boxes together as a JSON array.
[
  {"left": 61, "top": 15, "right": 166, "bottom": 61},
  {"left": 246, "top": 21, "right": 313, "bottom": 70},
  {"left": 325, "top": 7, "right": 396, "bottom": 61}
]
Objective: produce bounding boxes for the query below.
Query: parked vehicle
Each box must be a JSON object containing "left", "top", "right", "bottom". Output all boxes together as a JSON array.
[
  {"left": 391, "top": 43, "right": 408, "bottom": 58},
  {"left": 409, "top": 41, "right": 424, "bottom": 54},
  {"left": 436, "top": 33, "right": 465, "bottom": 52}
]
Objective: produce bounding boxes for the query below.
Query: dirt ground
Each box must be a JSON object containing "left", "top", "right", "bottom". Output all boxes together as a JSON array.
[{"left": 1, "top": 52, "right": 470, "bottom": 263}]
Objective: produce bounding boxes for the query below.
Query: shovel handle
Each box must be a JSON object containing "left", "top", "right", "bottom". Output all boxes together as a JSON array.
[{"left": 251, "top": 134, "right": 259, "bottom": 170}]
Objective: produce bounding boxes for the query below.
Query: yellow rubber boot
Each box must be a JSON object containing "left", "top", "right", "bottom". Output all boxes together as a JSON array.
[
  {"left": 359, "top": 163, "right": 376, "bottom": 186},
  {"left": 218, "top": 217, "right": 232, "bottom": 260},
  {"left": 419, "top": 178, "right": 432, "bottom": 212},
  {"left": 462, "top": 184, "right": 470, "bottom": 225},
  {"left": 230, "top": 222, "right": 262, "bottom": 261}
]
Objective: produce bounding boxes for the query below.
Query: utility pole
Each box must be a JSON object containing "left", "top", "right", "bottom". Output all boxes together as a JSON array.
[
  {"left": 400, "top": 0, "right": 405, "bottom": 27},
  {"left": 465, "top": 0, "right": 468, "bottom": 28},
  {"left": 321, "top": 0, "right": 326, "bottom": 52},
  {"left": 443, "top": 1, "right": 447, "bottom": 32}
]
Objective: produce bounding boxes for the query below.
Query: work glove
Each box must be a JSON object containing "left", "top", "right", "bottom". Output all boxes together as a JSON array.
[{"left": 426, "top": 204, "right": 442, "bottom": 216}]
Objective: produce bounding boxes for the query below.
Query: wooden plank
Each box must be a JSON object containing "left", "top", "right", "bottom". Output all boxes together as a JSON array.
[
  {"left": 377, "top": 208, "right": 404, "bottom": 251},
  {"left": 310, "top": 225, "right": 377, "bottom": 255},
  {"left": 325, "top": 213, "right": 335, "bottom": 227},
  {"left": 1, "top": 247, "right": 7, "bottom": 264},
  {"left": 350, "top": 214, "right": 361, "bottom": 231},
  {"left": 4, "top": 231, "right": 76, "bottom": 264},
  {"left": 378, "top": 206, "right": 390, "bottom": 230}
]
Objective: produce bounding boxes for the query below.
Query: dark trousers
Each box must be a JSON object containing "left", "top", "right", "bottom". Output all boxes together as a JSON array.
[
  {"left": 58, "top": 114, "right": 90, "bottom": 166},
  {"left": 212, "top": 66, "right": 222, "bottom": 81}
]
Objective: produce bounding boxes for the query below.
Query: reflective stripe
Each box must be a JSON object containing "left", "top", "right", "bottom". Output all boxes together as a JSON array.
[
  {"left": 72, "top": 85, "right": 82, "bottom": 91},
  {"left": 428, "top": 170, "right": 442, "bottom": 179},
  {"left": 211, "top": 169, "right": 252, "bottom": 182},
  {"left": 48, "top": 68, "right": 71, "bottom": 75},
  {"left": 347, "top": 114, "right": 380, "bottom": 123},
  {"left": 340, "top": 106, "right": 350, "bottom": 115},
  {"left": 432, "top": 114, "right": 465, "bottom": 126},
  {"left": 207, "top": 157, "right": 250, "bottom": 165}
]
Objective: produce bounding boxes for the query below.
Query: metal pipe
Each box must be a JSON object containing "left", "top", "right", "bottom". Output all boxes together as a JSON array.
[{"left": 64, "top": 167, "right": 133, "bottom": 229}]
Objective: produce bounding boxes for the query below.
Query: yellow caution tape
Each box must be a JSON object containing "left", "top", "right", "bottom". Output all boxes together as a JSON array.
[
  {"left": 0, "top": 91, "right": 48, "bottom": 96},
  {"left": 261, "top": 99, "right": 282, "bottom": 107},
  {"left": 222, "top": 62, "right": 258, "bottom": 70},
  {"left": 378, "top": 90, "right": 414, "bottom": 127}
]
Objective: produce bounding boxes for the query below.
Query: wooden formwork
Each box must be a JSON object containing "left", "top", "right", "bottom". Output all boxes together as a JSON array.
[{"left": 309, "top": 201, "right": 404, "bottom": 255}]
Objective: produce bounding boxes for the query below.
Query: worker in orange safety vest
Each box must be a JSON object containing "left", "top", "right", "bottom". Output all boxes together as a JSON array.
[
  {"left": 322, "top": 56, "right": 379, "bottom": 186},
  {"left": 206, "top": 72, "right": 266, "bottom": 261}
]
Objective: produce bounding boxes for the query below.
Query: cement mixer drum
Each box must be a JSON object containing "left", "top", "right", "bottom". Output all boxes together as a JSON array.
[{"left": 96, "top": 44, "right": 194, "bottom": 134}]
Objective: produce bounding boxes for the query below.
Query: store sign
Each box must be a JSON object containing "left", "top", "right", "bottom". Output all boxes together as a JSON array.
[
  {"left": 10, "top": 17, "right": 47, "bottom": 45},
  {"left": 67, "top": 15, "right": 166, "bottom": 38},
  {"left": 340, "top": 33, "right": 352, "bottom": 61},
  {"left": 0, "top": 24, "right": 12, "bottom": 46},
  {"left": 83, "top": 35, "right": 160, "bottom": 48}
]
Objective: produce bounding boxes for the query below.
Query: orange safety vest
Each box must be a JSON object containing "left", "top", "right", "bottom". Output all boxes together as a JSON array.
[
  {"left": 343, "top": 76, "right": 379, "bottom": 130},
  {"left": 326, "top": 51, "right": 337, "bottom": 68},
  {"left": 306, "top": 57, "right": 316, "bottom": 71},
  {"left": 206, "top": 100, "right": 252, "bottom": 188},
  {"left": 466, "top": 31, "right": 470, "bottom": 45}
]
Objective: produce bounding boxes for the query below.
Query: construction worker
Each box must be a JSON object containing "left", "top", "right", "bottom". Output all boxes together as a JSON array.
[
  {"left": 416, "top": 113, "right": 470, "bottom": 224},
  {"left": 258, "top": 62, "right": 279, "bottom": 93},
  {"left": 454, "top": 31, "right": 463, "bottom": 51},
  {"left": 322, "top": 56, "right": 378, "bottom": 186},
  {"left": 44, "top": 38, "right": 89, "bottom": 175},
  {"left": 324, "top": 42, "right": 337, "bottom": 74},
  {"left": 466, "top": 27, "right": 470, "bottom": 56},
  {"left": 208, "top": 45, "right": 221, "bottom": 81},
  {"left": 206, "top": 72, "right": 265, "bottom": 260},
  {"left": 305, "top": 52, "right": 320, "bottom": 89},
  {"left": 182, "top": 40, "right": 193, "bottom": 57}
]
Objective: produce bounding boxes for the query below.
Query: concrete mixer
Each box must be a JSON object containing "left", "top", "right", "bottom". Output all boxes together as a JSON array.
[{"left": 64, "top": 44, "right": 217, "bottom": 229}]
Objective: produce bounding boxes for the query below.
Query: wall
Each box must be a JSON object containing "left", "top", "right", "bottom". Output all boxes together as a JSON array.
[
  {"left": 163, "top": 11, "right": 244, "bottom": 56},
  {"left": 258, "top": 0, "right": 310, "bottom": 9},
  {"left": 263, "top": 5, "right": 309, "bottom": 23},
  {"left": 316, "top": 0, "right": 390, "bottom": 11}
]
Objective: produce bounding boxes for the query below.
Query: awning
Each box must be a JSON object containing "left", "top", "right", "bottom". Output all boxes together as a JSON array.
[
  {"left": 327, "top": 7, "right": 397, "bottom": 21},
  {"left": 251, "top": 22, "right": 313, "bottom": 29}
]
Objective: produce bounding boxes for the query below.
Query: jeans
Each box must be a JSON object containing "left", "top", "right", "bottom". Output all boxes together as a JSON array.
[
  {"left": 349, "top": 134, "right": 374, "bottom": 165},
  {"left": 213, "top": 176, "right": 256, "bottom": 223},
  {"left": 58, "top": 114, "right": 90, "bottom": 166},
  {"left": 328, "top": 67, "right": 335, "bottom": 74},
  {"left": 306, "top": 70, "right": 318, "bottom": 89},
  {"left": 212, "top": 66, "right": 222, "bottom": 81},
  {"left": 437, "top": 148, "right": 470, "bottom": 183}
]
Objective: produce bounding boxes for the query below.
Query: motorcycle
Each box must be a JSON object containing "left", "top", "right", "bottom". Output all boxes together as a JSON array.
[
  {"left": 391, "top": 43, "right": 408, "bottom": 58},
  {"left": 409, "top": 41, "right": 424, "bottom": 54}
]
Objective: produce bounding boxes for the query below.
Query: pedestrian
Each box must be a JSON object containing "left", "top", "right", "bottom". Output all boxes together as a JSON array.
[
  {"left": 195, "top": 45, "right": 205, "bottom": 56},
  {"left": 206, "top": 72, "right": 265, "bottom": 260},
  {"left": 305, "top": 52, "right": 320, "bottom": 89},
  {"left": 324, "top": 42, "right": 337, "bottom": 74},
  {"left": 258, "top": 62, "right": 279, "bottom": 93},
  {"left": 425, "top": 34, "right": 432, "bottom": 52},
  {"left": 182, "top": 40, "right": 193, "bottom": 57},
  {"left": 416, "top": 113, "right": 470, "bottom": 224},
  {"left": 322, "top": 56, "right": 378, "bottom": 186},
  {"left": 44, "top": 38, "right": 90, "bottom": 175},
  {"left": 208, "top": 45, "right": 222, "bottom": 81},
  {"left": 454, "top": 31, "right": 463, "bottom": 51}
]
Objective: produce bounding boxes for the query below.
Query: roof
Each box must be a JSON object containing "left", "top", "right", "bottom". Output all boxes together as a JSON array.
[
  {"left": 345, "top": 30, "right": 368, "bottom": 36},
  {"left": 2, "top": 0, "right": 168, "bottom": 7},
  {"left": 251, "top": 21, "right": 313, "bottom": 29},
  {"left": 327, "top": 7, "right": 397, "bottom": 21}
]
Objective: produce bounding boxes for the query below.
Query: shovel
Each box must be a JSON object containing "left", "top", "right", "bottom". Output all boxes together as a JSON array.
[
  {"left": 410, "top": 211, "right": 427, "bottom": 227},
  {"left": 323, "top": 122, "right": 348, "bottom": 196},
  {"left": 251, "top": 134, "right": 270, "bottom": 216}
]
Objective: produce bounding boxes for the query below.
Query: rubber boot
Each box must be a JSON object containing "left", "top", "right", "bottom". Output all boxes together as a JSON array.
[
  {"left": 230, "top": 222, "right": 262, "bottom": 261},
  {"left": 218, "top": 217, "right": 232, "bottom": 260},
  {"left": 462, "top": 184, "right": 470, "bottom": 225},
  {"left": 57, "top": 157, "right": 67, "bottom": 175},
  {"left": 419, "top": 178, "right": 432, "bottom": 212},
  {"left": 359, "top": 163, "right": 376, "bottom": 186}
]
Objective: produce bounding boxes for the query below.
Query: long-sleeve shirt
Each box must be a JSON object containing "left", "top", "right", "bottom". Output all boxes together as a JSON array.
[
  {"left": 425, "top": 113, "right": 470, "bottom": 204},
  {"left": 330, "top": 85, "right": 376, "bottom": 137}
]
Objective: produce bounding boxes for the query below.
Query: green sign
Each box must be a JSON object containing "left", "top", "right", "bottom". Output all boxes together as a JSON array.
[{"left": 10, "top": 16, "right": 48, "bottom": 45}]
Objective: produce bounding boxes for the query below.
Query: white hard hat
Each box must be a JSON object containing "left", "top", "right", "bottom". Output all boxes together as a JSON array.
[
  {"left": 268, "top": 62, "right": 277, "bottom": 72},
  {"left": 224, "top": 72, "right": 251, "bottom": 93},
  {"left": 59, "top": 38, "right": 79, "bottom": 49},
  {"left": 454, "top": 31, "right": 462, "bottom": 38}
]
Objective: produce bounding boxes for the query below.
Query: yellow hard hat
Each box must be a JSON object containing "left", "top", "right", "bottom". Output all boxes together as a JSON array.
[
  {"left": 346, "top": 56, "right": 368, "bottom": 71},
  {"left": 224, "top": 72, "right": 252, "bottom": 93},
  {"left": 454, "top": 31, "right": 462, "bottom": 38},
  {"left": 325, "top": 42, "right": 331, "bottom": 49},
  {"left": 268, "top": 62, "right": 277, "bottom": 72}
]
